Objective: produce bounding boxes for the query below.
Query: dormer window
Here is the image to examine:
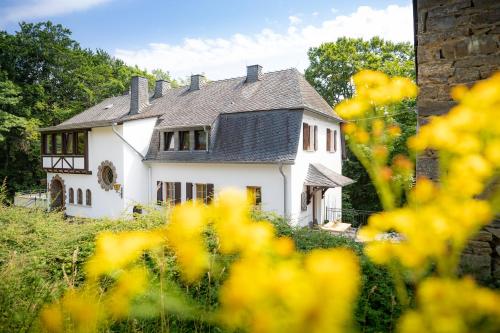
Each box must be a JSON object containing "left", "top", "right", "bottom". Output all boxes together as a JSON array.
[
  {"left": 163, "top": 132, "right": 175, "bottom": 151},
  {"left": 194, "top": 130, "right": 207, "bottom": 150},
  {"left": 179, "top": 131, "right": 190, "bottom": 151}
]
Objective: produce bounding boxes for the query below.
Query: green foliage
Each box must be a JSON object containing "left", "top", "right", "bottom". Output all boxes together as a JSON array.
[
  {"left": 0, "top": 22, "right": 156, "bottom": 197},
  {"left": 305, "top": 37, "right": 416, "bottom": 211},
  {"left": 260, "top": 212, "right": 402, "bottom": 333},
  {"left": 0, "top": 206, "right": 400, "bottom": 333}
]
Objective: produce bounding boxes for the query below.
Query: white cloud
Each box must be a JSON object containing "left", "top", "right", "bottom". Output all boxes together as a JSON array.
[
  {"left": 0, "top": 0, "right": 111, "bottom": 26},
  {"left": 312, "top": 11, "right": 319, "bottom": 17},
  {"left": 288, "top": 15, "right": 302, "bottom": 25},
  {"left": 331, "top": 8, "right": 339, "bottom": 13},
  {"left": 115, "top": 4, "right": 413, "bottom": 80}
]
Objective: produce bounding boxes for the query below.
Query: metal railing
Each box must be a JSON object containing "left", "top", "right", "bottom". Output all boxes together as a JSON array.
[{"left": 325, "top": 208, "right": 377, "bottom": 228}]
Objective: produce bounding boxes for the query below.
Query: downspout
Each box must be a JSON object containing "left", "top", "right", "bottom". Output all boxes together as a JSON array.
[
  {"left": 112, "top": 123, "right": 152, "bottom": 205},
  {"left": 279, "top": 163, "right": 288, "bottom": 217}
]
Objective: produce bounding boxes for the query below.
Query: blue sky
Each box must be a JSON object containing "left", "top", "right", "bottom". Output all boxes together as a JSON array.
[{"left": 0, "top": 0, "right": 414, "bottom": 79}]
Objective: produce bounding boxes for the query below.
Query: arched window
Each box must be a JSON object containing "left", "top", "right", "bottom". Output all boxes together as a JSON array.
[
  {"left": 69, "top": 188, "right": 74, "bottom": 204},
  {"left": 86, "top": 189, "right": 92, "bottom": 206},
  {"left": 77, "top": 188, "right": 83, "bottom": 205}
]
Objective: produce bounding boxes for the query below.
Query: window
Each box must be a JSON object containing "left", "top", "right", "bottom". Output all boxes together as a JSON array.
[
  {"left": 194, "top": 130, "right": 207, "bottom": 150},
  {"left": 163, "top": 132, "right": 175, "bottom": 151},
  {"left": 156, "top": 181, "right": 163, "bottom": 204},
  {"left": 97, "top": 161, "right": 117, "bottom": 191},
  {"left": 44, "top": 134, "right": 53, "bottom": 154},
  {"left": 76, "top": 132, "right": 85, "bottom": 155},
  {"left": 179, "top": 131, "right": 190, "bottom": 151},
  {"left": 69, "top": 188, "right": 74, "bottom": 204},
  {"left": 102, "top": 166, "right": 114, "bottom": 186},
  {"left": 86, "top": 189, "right": 91, "bottom": 206},
  {"left": 77, "top": 188, "right": 83, "bottom": 205},
  {"left": 55, "top": 133, "right": 63, "bottom": 154},
  {"left": 165, "top": 182, "right": 181, "bottom": 205},
  {"left": 302, "top": 123, "right": 317, "bottom": 151},
  {"left": 196, "top": 184, "right": 207, "bottom": 203},
  {"left": 247, "top": 186, "right": 262, "bottom": 208},
  {"left": 196, "top": 183, "right": 214, "bottom": 204},
  {"left": 326, "top": 129, "right": 337, "bottom": 153},
  {"left": 64, "top": 132, "right": 74, "bottom": 154}
]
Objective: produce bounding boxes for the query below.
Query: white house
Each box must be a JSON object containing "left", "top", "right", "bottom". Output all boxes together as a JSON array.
[{"left": 39, "top": 65, "right": 353, "bottom": 226}]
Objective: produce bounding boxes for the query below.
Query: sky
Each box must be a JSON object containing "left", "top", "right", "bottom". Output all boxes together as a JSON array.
[{"left": 0, "top": 0, "right": 414, "bottom": 80}]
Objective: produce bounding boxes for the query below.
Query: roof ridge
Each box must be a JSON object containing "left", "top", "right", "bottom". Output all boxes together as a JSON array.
[{"left": 173, "top": 67, "right": 299, "bottom": 88}]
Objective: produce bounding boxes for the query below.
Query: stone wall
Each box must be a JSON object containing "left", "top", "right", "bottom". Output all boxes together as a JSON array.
[{"left": 415, "top": 0, "right": 499, "bottom": 282}]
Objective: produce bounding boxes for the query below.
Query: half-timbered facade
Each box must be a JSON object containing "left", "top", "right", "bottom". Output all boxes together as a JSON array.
[{"left": 40, "top": 65, "right": 353, "bottom": 225}]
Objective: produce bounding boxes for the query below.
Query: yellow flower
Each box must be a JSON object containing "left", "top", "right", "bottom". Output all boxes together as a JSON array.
[
  {"left": 335, "top": 98, "right": 370, "bottom": 119},
  {"left": 166, "top": 202, "right": 209, "bottom": 282},
  {"left": 40, "top": 303, "right": 64, "bottom": 333},
  {"left": 399, "top": 278, "right": 500, "bottom": 333},
  {"left": 86, "top": 230, "right": 164, "bottom": 278},
  {"left": 105, "top": 267, "right": 149, "bottom": 318}
]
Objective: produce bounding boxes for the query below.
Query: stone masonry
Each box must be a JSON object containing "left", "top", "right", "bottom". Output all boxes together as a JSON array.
[{"left": 415, "top": 0, "right": 499, "bottom": 282}]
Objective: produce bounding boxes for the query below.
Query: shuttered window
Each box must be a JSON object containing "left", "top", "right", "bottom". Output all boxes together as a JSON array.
[
  {"left": 246, "top": 186, "right": 262, "bottom": 208},
  {"left": 195, "top": 183, "right": 214, "bottom": 204},
  {"left": 303, "top": 123, "right": 310, "bottom": 150},
  {"left": 186, "top": 182, "right": 193, "bottom": 201}
]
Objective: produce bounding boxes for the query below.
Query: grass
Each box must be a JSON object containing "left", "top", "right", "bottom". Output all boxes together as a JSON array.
[{"left": 0, "top": 206, "right": 400, "bottom": 332}]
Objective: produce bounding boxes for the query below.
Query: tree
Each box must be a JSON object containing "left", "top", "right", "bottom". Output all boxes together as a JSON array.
[
  {"left": 305, "top": 37, "right": 415, "bottom": 211},
  {"left": 0, "top": 22, "right": 157, "bottom": 196}
]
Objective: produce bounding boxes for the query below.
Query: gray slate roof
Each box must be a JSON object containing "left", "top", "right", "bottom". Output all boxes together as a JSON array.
[
  {"left": 304, "top": 163, "right": 355, "bottom": 187},
  {"left": 40, "top": 68, "right": 341, "bottom": 131},
  {"left": 145, "top": 110, "right": 302, "bottom": 163}
]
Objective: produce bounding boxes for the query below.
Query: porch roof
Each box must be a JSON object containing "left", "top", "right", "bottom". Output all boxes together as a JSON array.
[{"left": 304, "top": 163, "right": 355, "bottom": 188}]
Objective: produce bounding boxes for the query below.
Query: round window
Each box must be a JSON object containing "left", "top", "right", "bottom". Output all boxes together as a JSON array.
[
  {"left": 97, "top": 160, "right": 117, "bottom": 191},
  {"left": 102, "top": 166, "right": 114, "bottom": 185}
]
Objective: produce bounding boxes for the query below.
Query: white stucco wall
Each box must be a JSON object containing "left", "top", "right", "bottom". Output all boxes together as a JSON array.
[
  {"left": 122, "top": 118, "right": 157, "bottom": 212},
  {"left": 289, "top": 111, "right": 343, "bottom": 226},
  {"left": 46, "top": 119, "right": 156, "bottom": 219},
  {"left": 150, "top": 162, "right": 288, "bottom": 215}
]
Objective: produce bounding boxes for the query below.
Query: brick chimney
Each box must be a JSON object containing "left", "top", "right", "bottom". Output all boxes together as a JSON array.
[
  {"left": 130, "top": 76, "right": 149, "bottom": 114},
  {"left": 246, "top": 65, "right": 263, "bottom": 83},
  {"left": 190, "top": 74, "right": 204, "bottom": 91},
  {"left": 153, "top": 80, "right": 170, "bottom": 98}
]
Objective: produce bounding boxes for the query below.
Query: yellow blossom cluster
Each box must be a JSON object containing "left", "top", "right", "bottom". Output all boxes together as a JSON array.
[
  {"left": 337, "top": 70, "right": 417, "bottom": 209},
  {"left": 409, "top": 72, "right": 500, "bottom": 200},
  {"left": 41, "top": 189, "right": 360, "bottom": 333},
  {"left": 359, "top": 178, "right": 492, "bottom": 273},
  {"left": 219, "top": 248, "right": 359, "bottom": 333},
  {"left": 399, "top": 277, "right": 500, "bottom": 333},
  {"left": 335, "top": 70, "right": 417, "bottom": 120}
]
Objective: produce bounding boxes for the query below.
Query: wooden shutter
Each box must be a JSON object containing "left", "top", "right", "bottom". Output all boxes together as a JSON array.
[
  {"left": 156, "top": 181, "right": 163, "bottom": 203},
  {"left": 326, "top": 128, "right": 331, "bottom": 152},
  {"left": 333, "top": 130, "right": 337, "bottom": 152},
  {"left": 303, "top": 123, "right": 310, "bottom": 150},
  {"left": 207, "top": 183, "right": 214, "bottom": 204},
  {"left": 174, "top": 182, "right": 181, "bottom": 205},
  {"left": 186, "top": 182, "right": 193, "bottom": 201},
  {"left": 313, "top": 125, "right": 318, "bottom": 151}
]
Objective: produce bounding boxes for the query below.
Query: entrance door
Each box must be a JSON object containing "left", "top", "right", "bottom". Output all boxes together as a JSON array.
[{"left": 50, "top": 178, "right": 64, "bottom": 210}]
